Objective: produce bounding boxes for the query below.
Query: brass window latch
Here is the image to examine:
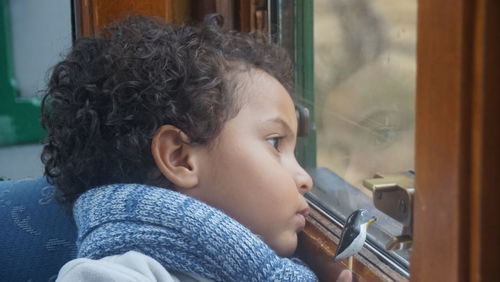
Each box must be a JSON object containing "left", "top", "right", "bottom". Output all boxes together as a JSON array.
[{"left": 363, "top": 171, "right": 414, "bottom": 251}]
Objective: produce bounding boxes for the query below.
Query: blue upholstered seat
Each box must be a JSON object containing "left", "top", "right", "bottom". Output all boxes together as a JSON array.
[{"left": 0, "top": 177, "right": 77, "bottom": 282}]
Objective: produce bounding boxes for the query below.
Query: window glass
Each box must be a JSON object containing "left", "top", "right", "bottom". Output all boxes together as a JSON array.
[
  {"left": 9, "top": 0, "right": 72, "bottom": 98},
  {"left": 315, "top": 0, "right": 416, "bottom": 190},
  {"left": 311, "top": 0, "right": 416, "bottom": 269}
]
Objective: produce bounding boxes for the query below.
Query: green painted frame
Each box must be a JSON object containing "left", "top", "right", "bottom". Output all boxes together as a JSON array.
[
  {"left": 293, "top": 0, "right": 316, "bottom": 168},
  {"left": 272, "top": 0, "right": 316, "bottom": 168},
  {"left": 269, "top": 0, "right": 316, "bottom": 169},
  {"left": 0, "top": 0, "right": 44, "bottom": 146}
]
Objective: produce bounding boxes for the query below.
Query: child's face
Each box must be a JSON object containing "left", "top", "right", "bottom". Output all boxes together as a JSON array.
[{"left": 187, "top": 70, "right": 313, "bottom": 257}]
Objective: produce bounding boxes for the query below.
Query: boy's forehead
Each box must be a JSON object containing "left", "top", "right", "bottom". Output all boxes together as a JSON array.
[
  {"left": 229, "top": 68, "right": 291, "bottom": 102},
  {"left": 231, "top": 69, "right": 297, "bottom": 126}
]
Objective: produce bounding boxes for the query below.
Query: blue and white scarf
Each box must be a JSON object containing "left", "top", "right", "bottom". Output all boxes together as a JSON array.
[{"left": 73, "top": 184, "right": 318, "bottom": 282}]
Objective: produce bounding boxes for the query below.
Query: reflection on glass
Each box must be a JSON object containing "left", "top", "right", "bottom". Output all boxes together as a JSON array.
[{"left": 314, "top": 0, "right": 416, "bottom": 192}]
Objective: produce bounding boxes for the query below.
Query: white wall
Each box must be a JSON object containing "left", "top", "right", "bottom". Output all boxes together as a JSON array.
[{"left": 9, "top": 0, "right": 72, "bottom": 98}]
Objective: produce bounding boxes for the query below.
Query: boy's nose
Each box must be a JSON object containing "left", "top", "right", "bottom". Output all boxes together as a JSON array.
[{"left": 295, "top": 166, "right": 313, "bottom": 194}]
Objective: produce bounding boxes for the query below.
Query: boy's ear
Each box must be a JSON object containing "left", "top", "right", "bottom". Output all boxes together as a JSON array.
[{"left": 151, "top": 125, "right": 199, "bottom": 189}]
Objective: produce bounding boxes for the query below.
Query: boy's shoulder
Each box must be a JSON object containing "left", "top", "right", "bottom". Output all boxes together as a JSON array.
[{"left": 57, "top": 250, "right": 213, "bottom": 282}]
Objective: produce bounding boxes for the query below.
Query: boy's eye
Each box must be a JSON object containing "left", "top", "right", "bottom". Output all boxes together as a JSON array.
[{"left": 266, "top": 137, "right": 283, "bottom": 152}]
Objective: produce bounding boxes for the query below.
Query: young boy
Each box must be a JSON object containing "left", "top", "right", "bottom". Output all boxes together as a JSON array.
[{"left": 43, "top": 15, "right": 319, "bottom": 281}]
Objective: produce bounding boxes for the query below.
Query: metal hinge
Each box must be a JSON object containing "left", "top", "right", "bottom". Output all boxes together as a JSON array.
[
  {"left": 363, "top": 171, "right": 414, "bottom": 250},
  {"left": 295, "top": 104, "right": 310, "bottom": 137}
]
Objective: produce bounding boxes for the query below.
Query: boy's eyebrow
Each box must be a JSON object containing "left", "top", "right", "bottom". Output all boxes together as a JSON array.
[{"left": 263, "top": 117, "right": 296, "bottom": 136}]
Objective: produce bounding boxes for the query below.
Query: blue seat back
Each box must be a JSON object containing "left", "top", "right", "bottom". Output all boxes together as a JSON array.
[{"left": 0, "top": 177, "right": 77, "bottom": 282}]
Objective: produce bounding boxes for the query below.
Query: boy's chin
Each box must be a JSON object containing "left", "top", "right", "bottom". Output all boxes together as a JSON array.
[{"left": 269, "top": 234, "right": 298, "bottom": 257}]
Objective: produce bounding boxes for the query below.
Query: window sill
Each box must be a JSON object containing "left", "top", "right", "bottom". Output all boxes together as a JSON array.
[
  {"left": 297, "top": 204, "right": 408, "bottom": 282},
  {"left": 298, "top": 167, "right": 410, "bottom": 280}
]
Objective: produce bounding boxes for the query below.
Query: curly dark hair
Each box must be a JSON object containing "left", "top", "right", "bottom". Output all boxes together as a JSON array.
[{"left": 41, "top": 15, "right": 294, "bottom": 205}]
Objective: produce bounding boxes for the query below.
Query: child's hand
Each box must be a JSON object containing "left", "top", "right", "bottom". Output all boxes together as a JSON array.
[
  {"left": 335, "top": 269, "right": 353, "bottom": 282},
  {"left": 296, "top": 231, "right": 354, "bottom": 282}
]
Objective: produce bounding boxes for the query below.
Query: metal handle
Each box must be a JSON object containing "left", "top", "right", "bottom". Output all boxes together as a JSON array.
[{"left": 363, "top": 171, "right": 414, "bottom": 250}]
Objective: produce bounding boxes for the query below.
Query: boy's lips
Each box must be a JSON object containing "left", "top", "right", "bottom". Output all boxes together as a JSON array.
[
  {"left": 298, "top": 207, "right": 310, "bottom": 218},
  {"left": 296, "top": 207, "right": 310, "bottom": 230}
]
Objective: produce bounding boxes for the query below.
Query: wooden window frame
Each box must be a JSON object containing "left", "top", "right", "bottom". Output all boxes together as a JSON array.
[
  {"left": 412, "top": 0, "right": 499, "bottom": 281},
  {"left": 297, "top": 0, "right": 499, "bottom": 281}
]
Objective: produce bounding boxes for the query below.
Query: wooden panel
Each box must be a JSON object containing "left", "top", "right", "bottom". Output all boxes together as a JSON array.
[
  {"left": 297, "top": 207, "right": 407, "bottom": 282},
  {"left": 91, "top": 0, "right": 170, "bottom": 26},
  {"left": 75, "top": 0, "right": 189, "bottom": 37},
  {"left": 238, "top": 0, "right": 251, "bottom": 32},
  {"left": 215, "top": 0, "right": 235, "bottom": 29},
  {"left": 413, "top": 0, "right": 499, "bottom": 281},
  {"left": 469, "top": 1, "right": 500, "bottom": 281},
  {"left": 171, "top": 0, "right": 191, "bottom": 25},
  {"left": 413, "top": 1, "right": 471, "bottom": 281},
  {"left": 191, "top": 0, "right": 216, "bottom": 23}
]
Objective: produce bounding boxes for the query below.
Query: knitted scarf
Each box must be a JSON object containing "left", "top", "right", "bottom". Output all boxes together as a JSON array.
[{"left": 73, "top": 184, "right": 318, "bottom": 282}]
